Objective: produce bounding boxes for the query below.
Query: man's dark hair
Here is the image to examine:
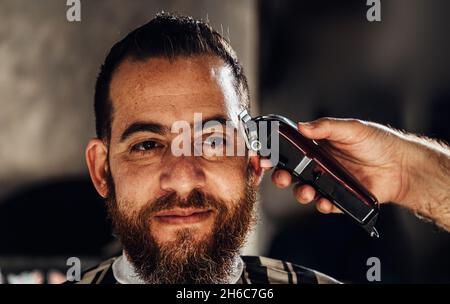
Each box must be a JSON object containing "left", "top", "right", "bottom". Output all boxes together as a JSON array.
[{"left": 94, "top": 12, "right": 250, "bottom": 141}]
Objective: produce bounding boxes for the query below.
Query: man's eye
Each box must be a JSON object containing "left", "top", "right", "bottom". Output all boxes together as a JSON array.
[
  {"left": 131, "top": 140, "right": 163, "bottom": 152},
  {"left": 204, "top": 135, "right": 225, "bottom": 148}
]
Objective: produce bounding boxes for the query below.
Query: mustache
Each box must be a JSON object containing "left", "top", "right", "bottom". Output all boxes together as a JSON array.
[{"left": 146, "top": 188, "right": 227, "bottom": 216}]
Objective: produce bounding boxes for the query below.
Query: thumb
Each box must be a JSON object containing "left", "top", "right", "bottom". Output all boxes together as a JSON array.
[{"left": 298, "top": 118, "right": 366, "bottom": 144}]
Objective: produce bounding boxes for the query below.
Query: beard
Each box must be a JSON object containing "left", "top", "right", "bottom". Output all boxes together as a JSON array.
[{"left": 105, "top": 165, "right": 257, "bottom": 284}]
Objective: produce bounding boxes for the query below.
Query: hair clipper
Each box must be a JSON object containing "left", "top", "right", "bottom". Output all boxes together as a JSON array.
[{"left": 238, "top": 110, "right": 380, "bottom": 237}]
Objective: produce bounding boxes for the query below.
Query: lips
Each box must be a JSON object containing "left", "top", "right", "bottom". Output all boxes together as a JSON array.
[{"left": 154, "top": 208, "right": 213, "bottom": 225}]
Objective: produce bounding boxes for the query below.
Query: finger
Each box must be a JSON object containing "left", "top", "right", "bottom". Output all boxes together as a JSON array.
[
  {"left": 293, "top": 183, "right": 316, "bottom": 205},
  {"left": 316, "top": 197, "right": 343, "bottom": 214},
  {"left": 316, "top": 197, "right": 334, "bottom": 214},
  {"left": 271, "top": 169, "right": 292, "bottom": 189},
  {"left": 298, "top": 118, "right": 367, "bottom": 144}
]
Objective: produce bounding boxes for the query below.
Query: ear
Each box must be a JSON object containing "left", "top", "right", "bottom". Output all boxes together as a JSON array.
[
  {"left": 249, "top": 153, "right": 272, "bottom": 187},
  {"left": 85, "top": 138, "right": 109, "bottom": 198}
]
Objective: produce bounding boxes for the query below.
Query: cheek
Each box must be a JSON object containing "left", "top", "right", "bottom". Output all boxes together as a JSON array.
[
  {"left": 111, "top": 161, "right": 160, "bottom": 212},
  {"left": 206, "top": 158, "right": 248, "bottom": 202}
]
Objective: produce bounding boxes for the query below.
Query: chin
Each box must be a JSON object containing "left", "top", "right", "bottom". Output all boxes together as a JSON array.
[{"left": 152, "top": 224, "right": 214, "bottom": 245}]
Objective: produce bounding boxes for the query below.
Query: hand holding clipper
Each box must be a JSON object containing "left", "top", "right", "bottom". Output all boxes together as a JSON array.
[{"left": 239, "top": 110, "right": 380, "bottom": 237}]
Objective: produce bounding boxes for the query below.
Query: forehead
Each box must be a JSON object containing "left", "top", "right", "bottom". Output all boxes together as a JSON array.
[{"left": 109, "top": 55, "right": 240, "bottom": 138}]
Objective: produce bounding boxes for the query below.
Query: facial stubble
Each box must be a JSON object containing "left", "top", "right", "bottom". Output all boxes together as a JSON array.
[{"left": 105, "top": 165, "right": 257, "bottom": 283}]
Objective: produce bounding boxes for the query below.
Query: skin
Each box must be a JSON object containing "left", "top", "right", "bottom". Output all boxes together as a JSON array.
[{"left": 85, "top": 55, "right": 264, "bottom": 246}]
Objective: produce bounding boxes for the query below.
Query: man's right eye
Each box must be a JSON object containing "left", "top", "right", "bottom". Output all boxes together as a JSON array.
[{"left": 131, "top": 140, "right": 163, "bottom": 153}]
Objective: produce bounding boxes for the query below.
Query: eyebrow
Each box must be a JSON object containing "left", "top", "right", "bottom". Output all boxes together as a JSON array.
[
  {"left": 199, "top": 115, "right": 229, "bottom": 130},
  {"left": 120, "top": 122, "right": 169, "bottom": 142},
  {"left": 120, "top": 115, "right": 230, "bottom": 142}
]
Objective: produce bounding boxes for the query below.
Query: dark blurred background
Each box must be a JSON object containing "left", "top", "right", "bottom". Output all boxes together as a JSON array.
[{"left": 0, "top": 0, "right": 449, "bottom": 283}]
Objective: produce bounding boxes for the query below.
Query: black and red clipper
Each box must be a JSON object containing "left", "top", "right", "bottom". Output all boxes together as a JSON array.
[{"left": 239, "top": 110, "right": 380, "bottom": 237}]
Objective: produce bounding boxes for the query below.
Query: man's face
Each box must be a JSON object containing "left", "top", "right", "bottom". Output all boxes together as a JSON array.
[{"left": 99, "top": 55, "right": 260, "bottom": 283}]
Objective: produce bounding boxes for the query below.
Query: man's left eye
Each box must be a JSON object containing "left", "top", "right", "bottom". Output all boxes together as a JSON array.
[{"left": 204, "top": 135, "right": 225, "bottom": 148}]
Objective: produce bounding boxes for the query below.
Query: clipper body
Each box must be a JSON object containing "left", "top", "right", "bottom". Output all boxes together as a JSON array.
[{"left": 239, "top": 110, "right": 380, "bottom": 237}]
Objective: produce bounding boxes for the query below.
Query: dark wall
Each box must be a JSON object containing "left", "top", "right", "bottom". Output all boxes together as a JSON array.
[{"left": 259, "top": 0, "right": 450, "bottom": 283}]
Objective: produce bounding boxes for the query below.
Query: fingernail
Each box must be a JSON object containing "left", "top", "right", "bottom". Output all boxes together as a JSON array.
[
  {"left": 299, "top": 192, "right": 308, "bottom": 202},
  {"left": 320, "top": 202, "right": 330, "bottom": 213},
  {"left": 299, "top": 122, "right": 314, "bottom": 129},
  {"left": 317, "top": 201, "right": 324, "bottom": 210},
  {"left": 275, "top": 170, "right": 281, "bottom": 178}
]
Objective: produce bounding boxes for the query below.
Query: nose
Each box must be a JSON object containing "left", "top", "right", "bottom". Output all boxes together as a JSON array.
[{"left": 159, "top": 155, "right": 206, "bottom": 198}]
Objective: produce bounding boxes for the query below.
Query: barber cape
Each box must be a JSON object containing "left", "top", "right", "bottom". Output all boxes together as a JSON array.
[{"left": 68, "top": 253, "right": 341, "bottom": 284}]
